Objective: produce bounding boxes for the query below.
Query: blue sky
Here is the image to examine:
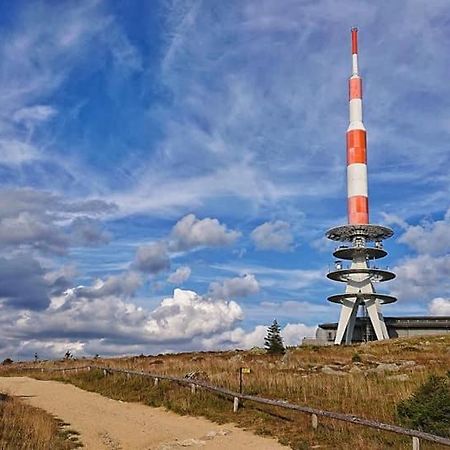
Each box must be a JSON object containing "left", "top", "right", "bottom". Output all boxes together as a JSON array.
[{"left": 1, "top": 0, "right": 450, "bottom": 359}]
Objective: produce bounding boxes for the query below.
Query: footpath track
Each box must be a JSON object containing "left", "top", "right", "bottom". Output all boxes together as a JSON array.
[{"left": 0, "top": 376, "right": 288, "bottom": 450}]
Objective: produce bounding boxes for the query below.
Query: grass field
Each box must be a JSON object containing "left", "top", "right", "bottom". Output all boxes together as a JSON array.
[
  {"left": 0, "top": 393, "right": 80, "bottom": 450},
  {"left": 3, "top": 334, "right": 449, "bottom": 450}
]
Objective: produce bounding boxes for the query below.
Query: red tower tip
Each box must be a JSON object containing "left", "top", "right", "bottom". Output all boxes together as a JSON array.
[{"left": 351, "top": 27, "right": 358, "bottom": 54}]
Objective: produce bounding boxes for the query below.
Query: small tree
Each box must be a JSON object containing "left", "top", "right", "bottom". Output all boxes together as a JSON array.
[
  {"left": 264, "top": 319, "right": 285, "bottom": 354},
  {"left": 397, "top": 373, "right": 450, "bottom": 437}
]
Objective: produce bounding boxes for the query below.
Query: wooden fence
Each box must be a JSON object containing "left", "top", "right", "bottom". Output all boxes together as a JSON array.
[{"left": 8, "top": 364, "right": 450, "bottom": 449}]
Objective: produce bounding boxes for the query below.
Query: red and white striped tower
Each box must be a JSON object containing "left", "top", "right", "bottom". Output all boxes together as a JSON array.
[
  {"left": 347, "top": 27, "right": 369, "bottom": 225},
  {"left": 325, "top": 28, "right": 397, "bottom": 345}
]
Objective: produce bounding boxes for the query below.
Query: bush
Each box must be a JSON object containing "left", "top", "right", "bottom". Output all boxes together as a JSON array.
[
  {"left": 351, "top": 352, "right": 362, "bottom": 363},
  {"left": 397, "top": 373, "right": 450, "bottom": 437},
  {"left": 1, "top": 358, "right": 13, "bottom": 366}
]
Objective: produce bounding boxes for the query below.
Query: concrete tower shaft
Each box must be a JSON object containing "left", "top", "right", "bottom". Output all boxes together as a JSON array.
[
  {"left": 347, "top": 27, "right": 369, "bottom": 225},
  {"left": 325, "top": 28, "right": 397, "bottom": 345}
]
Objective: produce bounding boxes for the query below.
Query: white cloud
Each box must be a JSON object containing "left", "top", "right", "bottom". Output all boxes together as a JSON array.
[
  {"left": 209, "top": 274, "right": 260, "bottom": 298},
  {"left": 251, "top": 220, "right": 294, "bottom": 251},
  {"left": 167, "top": 266, "right": 191, "bottom": 284},
  {"left": 398, "top": 210, "right": 450, "bottom": 256},
  {"left": 0, "top": 140, "right": 39, "bottom": 165},
  {"left": 170, "top": 214, "right": 241, "bottom": 251},
  {"left": 1, "top": 287, "right": 244, "bottom": 359},
  {"left": 13, "top": 105, "right": 57, "bottom": 126},
  {"left": 201, "top": 322, "right": 316, "bottom": 350},
  {"left": 391, "top": 254, "right": 450, "bottom": 302},
  {"left": 74, "top": 272, "right": 142, "bottom": 299},
  {"left": 282, "top": 323, "right": 317, "bottom": 346},
  {"left": 146, "top": 289, "right": 243, "bottom": 341},
  {"left": 428, "top": 298, "right": 450, "bottom": 316},
  {"left": 133, "top": 242, "right": 170, "bottom": 274}
]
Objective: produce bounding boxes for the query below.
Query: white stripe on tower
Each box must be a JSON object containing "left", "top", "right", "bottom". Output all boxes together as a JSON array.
[{"left": 346, "top": 27, "right": 369, "bottom": 225}]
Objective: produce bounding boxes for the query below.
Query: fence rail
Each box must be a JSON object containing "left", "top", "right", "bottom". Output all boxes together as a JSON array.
[{"left": 6, "top": 364, "right": 450, "bottom": 448}]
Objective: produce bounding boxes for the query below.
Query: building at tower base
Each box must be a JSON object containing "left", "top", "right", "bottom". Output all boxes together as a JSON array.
[{"left": 302, "top": 316, "right": 450, "bottom": 346}]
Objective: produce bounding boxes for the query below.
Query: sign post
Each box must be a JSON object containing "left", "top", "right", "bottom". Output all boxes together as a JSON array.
[{"left": 239, "top": 367, "right": 251, "bottom": 394}]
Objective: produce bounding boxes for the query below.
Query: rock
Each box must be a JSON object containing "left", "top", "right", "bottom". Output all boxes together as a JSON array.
[
  {"left": 349, "top": 366, "right": 362, "bottom": 374},
  {"left": 281, "top": 351, "right": 291, "bottom": 364},
  {"left": 184, "top": 371, "right": 209, "bottom": 381},
  {"left": 148, "top": 359, "right": 164, "bottom": 365},
  {"left": 229, "top": 354, "right": 243, "bottom": 363},
  {"left": 204, "top": 429, "right": 231, "bottom": 439},
  {"left": 179, "top": 438, "right": 206, "bottom": 447},
  {"left": 400, "top": 360, "right": 416, "bottom": 367},
  {"left": 387, "top": 374, "right": 410, "bottom": 381},
  {"left": 375, "top": 363, "right": 399, "bottom": 373},
  {"left": 249, "top": 347, "right": 266, "bottom": 355},
  {"left": 321, "top": 366, "right": 347, "bottom": 376}
]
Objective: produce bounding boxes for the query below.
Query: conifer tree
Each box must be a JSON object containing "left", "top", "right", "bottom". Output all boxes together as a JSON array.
[{"left": 264, "top": 319, "right": 285, "bottom": 354}]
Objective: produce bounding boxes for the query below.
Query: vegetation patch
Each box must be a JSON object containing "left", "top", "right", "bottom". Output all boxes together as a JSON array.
[
  {"left": 0, "top": 393, "right": 81, "bottom": 449},
  {"left": 397, "top": 372, "right": 450, "bottom": 437}
]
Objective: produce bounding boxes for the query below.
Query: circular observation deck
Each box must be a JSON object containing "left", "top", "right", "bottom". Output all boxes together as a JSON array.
[
  {"left": 326, "top": 224, "right": 394, "bottom": 242},
  {"left": 333, "top": 246, "right": 387, "bottom": 260},
  {"left": 327, "top": 293, "right": 397, "bottom": 305},
  {"left": 327, "top": 268, "right": 396, "bottom": 283}
]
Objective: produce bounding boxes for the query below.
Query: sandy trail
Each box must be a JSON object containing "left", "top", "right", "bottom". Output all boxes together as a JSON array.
[{"left": 0, "top": 377, "right": 288, "bottom": 450}]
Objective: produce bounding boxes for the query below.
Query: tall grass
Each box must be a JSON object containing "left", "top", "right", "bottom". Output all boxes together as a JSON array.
[
  {"left": 4, "top": 334, "right": 449, "bottom": 450},
  {"left": 0, "top": 394, "right": 80, "bottom": 449}
]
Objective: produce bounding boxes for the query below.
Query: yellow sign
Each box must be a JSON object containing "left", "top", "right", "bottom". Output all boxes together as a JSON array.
[{"left": 241, "top": 368, "right": 251, "bottom": 374}]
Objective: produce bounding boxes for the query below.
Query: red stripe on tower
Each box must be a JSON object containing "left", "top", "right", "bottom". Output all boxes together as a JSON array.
[{"left": 346, "top": 27, "right": 369, "bottom": 225}]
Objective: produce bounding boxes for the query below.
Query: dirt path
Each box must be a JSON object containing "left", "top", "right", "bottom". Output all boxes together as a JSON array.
[{"left": 0, "top": 377, "right": 288, "bottom": 449}]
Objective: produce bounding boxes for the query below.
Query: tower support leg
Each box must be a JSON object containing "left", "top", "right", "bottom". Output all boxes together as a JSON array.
[
  {"left": 335, "top": 298, "right": 357, "bottom": 345},
  {"left": 345, "top": 301, "right": 359, "bottom": 344},
  {"left": 365, "top": 298, "right": 387, "bottom": 341}
]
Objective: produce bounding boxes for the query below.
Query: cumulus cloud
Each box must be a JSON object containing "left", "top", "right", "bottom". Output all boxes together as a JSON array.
[
  {"left": 74, "top": 272, "right": 142, "bottom": 299},
  {"left": 398, "top": 210, "right": 450, "bottom": 256},
  {"left": 1, "top": 287, "right": 243, "bottom": 359},
  {"left": 391, "top": 254, "right": 450, "bottom": 302},
  {"left": 0, "top": 189, "right": 116, "bottom": 254},
  {"left": 209, "top": 274, "right": 260, "bottom": 298},
  {"left": 170, "top": 214, "right": 240, "bottom": 251},
  {"left": 69, "top": 217, "right": 111, "bottom": 247},
  {"left": 282, "top": 323, "right": 317, "bottom": 346},
  {"left": 133, "top": 242, "right": 170, "bottom": 274},
  {"left": 201, "top": 322, "right": 316, "bottom": 349},
  {"left": 167, "top": 266, "right": 191, "bottom": 285},
  {"left": 0, "top": 255, "right": 50, "bottom": 310},
  {"left": 428, "top": 298, "right": 450, "bottom": 316},
  {"left": 251, "top": 220, "right": 294, "bottom": 251}
]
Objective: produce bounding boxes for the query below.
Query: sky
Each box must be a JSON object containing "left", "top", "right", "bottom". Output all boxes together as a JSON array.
[{"left": 1, "top": 0, "right": 450, "bottom": 360}]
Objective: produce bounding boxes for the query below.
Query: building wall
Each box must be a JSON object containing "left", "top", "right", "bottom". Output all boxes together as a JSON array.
[{"left": 310, "top": 317, "right": 450, "bottom": 344}]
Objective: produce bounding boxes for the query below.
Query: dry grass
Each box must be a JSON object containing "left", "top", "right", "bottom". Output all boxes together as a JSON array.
[
  {"left": 3, "top": 334, "right": 450, "bottom": 449},
  {"left": 0, "top": 393, "right": 80, "bottom": 450}
]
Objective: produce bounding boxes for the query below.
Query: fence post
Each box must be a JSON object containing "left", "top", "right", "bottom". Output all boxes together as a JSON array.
[
  {"left": 87, "top": 366, "right": 91, "bottom": 372},
  {"left": 412, "top": 437, "right": 420, "bottom": 450},
  {"left": 126, "top": 372, "right": 131, "bottom": 380},
  {"left": 190, "top": 383, "right": 196, "bottom": 394},
  {"left": 233, "top": 397, "right": 239, "bottom": 413},
  {"left": 41, "top": 368, "right": 44, "bottom": 373},
  {"left": 103, "top": 369, "right": 107, "bottom": 377},
  {"left": 312, "top": 414, "right": 318, "bottom": 430},
  {"left": 154, "top": 377, "right": 159, "bottom": 387}
]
